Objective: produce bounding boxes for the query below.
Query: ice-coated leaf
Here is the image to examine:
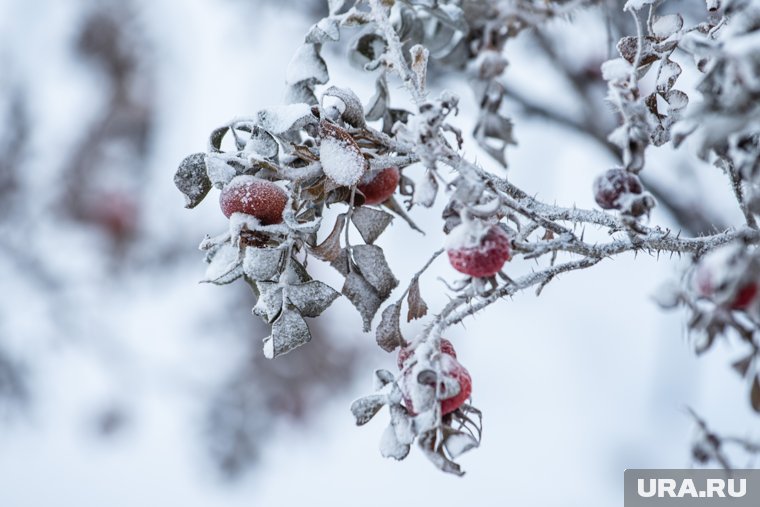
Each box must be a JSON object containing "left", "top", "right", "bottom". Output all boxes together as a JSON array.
[
  {"left": 414, "top": 170, "right": 438, "bottom": 207},
  {"left": 322, "top": 86, "right": 366, "bottom": 128},
  {"left": 342, "top": 271, "right": 383, "bottom": 332},
  {"left": 380, "top": 424, "right": 411, "bottom": 460},
  {"left": 752, "top": 375, "right": 760, "bottom": 413},
  {"left": 174, "top": 153, "right": 211, "bottom": 209},
  {"left": 243, "top": 247, "right": 283, "bottom": 281},
  {"left": 389, "top": 404, "right": 415, "bottom": 445},
  {"left": 351, "top": 206, "right": 393, "bottom": 244},
  {"left": 205, "top": 154, "right": 237, "bottom": 188},
  {"left": 374, "top": 369, "right": 396, "bottom": 390},
  {"left": 443, "top": 430, "right": 479, "bottom": 459},
  {"left": 410, "top": 44, "right": 429, "bottom": 90},
  {"left": 352, "top": 244, "right": 398, "bottom": 299},
  {"left": 310, "top": 214, "right": 346, "bottom": 262},
  {"left": 376, "top": 302, "right": 403, "bottom": 352},
  {"left": 244, "top": 127, "right": 279, "bottom": 160},
  {"left": 383, "top": 197, "right": 424, "bottom": 233},
  {"left": 652, "top": 14, "right": 683, "bottom": 40},
  {"left": 664, "top": 89, "right": 688, "bottom": 112},
  {"left": 263, "top": 304, "right": 311, "bottom": 359},
  {"left": 331, "top": 248, "right": 351, "bottom": 276},
  {"left": 286, "top": 43, "right": 329, "bottom": 86},
  {"left": 601, "top": 58, "right": 632, "bottom": 81},
  {"left": 617, "top": 36, "right": 658, "bottom": 67},
  {"left": 252, "top": 281, "right": 283, "bottom": 323},
  {"left": 418, "top": 430, "right": 465, "bottom": 476},
  {"left": 365, "top": 76, "right": 388, "bottom": 121},
  {"left": 657, "top": 60, "right": 682, "bottom": 93},
  {"left": 203, "top": 243, "right": 243, "bottom": 285},
  {"left": 407, "top": 278, "right": 428, "bottom": 322},
  {"left": 350, "top": 394, "right": 387, "bottom": 426},
  {"left": 320, "top": 121, "right": 368, "bottom": 186},
  {"left": 257, "top": 104, "right": 317, "bottom": 135},
  {"left": 285, "top": 280, "right": 340, "bottom": 318},
  {"left": 306, "top": 17, "right": 340, "bottom": 44}
]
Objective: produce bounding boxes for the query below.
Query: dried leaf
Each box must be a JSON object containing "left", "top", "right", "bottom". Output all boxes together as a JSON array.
[
  {"left": 286, "top": 43, "right": 329, "bottom": 86},
  {"left": 202, "top": 243, "right": 243, "bottom": 285},
  {"left": 306, "top": 17, "right": 340, "bottom": 44},
  {"left": 322, "top": 86, "right": 366, "bottom": 128},
  {"left": 732, "top": 354, "right": 754, "bottom": 377},
  {"left": 350, "top": 395, "right": 387, "bottom": 426},
  {"left": 257, "top": 103, "right": 317, "bottom": 135},
  {"left": 243, "top": 247, "right": 283, "bottom": 281},
  {"left": 342, "top": 271, "right": 383, "bottom": 332},
  {"left": 352, "top": 244, "right": 398, "bottom": 299},
  {"left": 376, "top": 302, "right": 403, "bottom": 352},
  {"left": 417, "top": 430, "right": 464, "bottom": 476},
  {"left": 310, "top": 214, "right": 346, "bottom": 262},
  {"left": 174, "top": 153, "right": 211, "bottom": 208},
  {"left": 252, "top": 281, "right": 283, "bottom": 323},
  {"left": 365, "top": 76, "right": 389, "bottom": 122},
  {"left": 657, "top": 60, "right": 682, "bottom": 94},
  {"left": 752, "top": 375, "right": 760, "bottom": 413},
  {"left": 374, "top": 369, "right": 396, "bottom": 389},
  {"left": 380, "top": 424, "right": 411, "bottom": 460},
  {"left": 285, "top": 280, "right": 340, "bottom": 318},
  {"left": 443, "top": 429, "right": 479, "bottom": 459},
  {"left": 383, "top": 197, "right": 424, "bottom": 233},
  {"left": 351, "top": 206, "right": 393, "bottom": 244},
  {"left": 244, "top": 127, "right": 279, "bottom": 159},
  {"left": 263, "top": 304, "right": 311, "bottom": 359},
  {"left": 407, "top": 279, "right": 428, "bottom": 322}
]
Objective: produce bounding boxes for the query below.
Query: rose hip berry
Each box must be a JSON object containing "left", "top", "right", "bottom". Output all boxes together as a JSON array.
[
  {"left": 447, "top": 225, "right": 512, "bottom": 278},
  {"left": 398, "top": 339, "right": 472, "bottom": 416},
  {"left": 397, "top": 338, "right": 457, "bottom": 370},
  {"left": 694, "top": 261, "right": 759, "bottom": 310},
  {"left": 593, "top": 168, "right": 643, "bottom": 210},
  {"left": 219, "top": 175, "right": 288, "bottom": 225},
  {"left": 357, "top": 167, "right": 400, "bottom": 205}
]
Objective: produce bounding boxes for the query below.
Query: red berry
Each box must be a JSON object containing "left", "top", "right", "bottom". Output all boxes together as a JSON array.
[
  {"left": 447, "top": 225, "right": 511, "bottom": 278},
  {"left": 593, "top": 168, "right": 643, "bottom": 210},
  {"left": 732, "top": 283, "right": 758, "bottom": 310},
  {"left": 400, "top": 352, "right": 472, "bottom": 416},
  {"left": 357, "top": 167, "right": 399, "bottom": 205},
  {"left": 89, "top": 191, "right": 138, "bottom": 240},
  {"left": 219, "top": 176, "right": 288, "bottom": 225},
  {"left": 440, "top": 358, "right": 472, "bottom": 415},
  {"left": 397, "top": 338, "right": 457, "bottom": 370}
]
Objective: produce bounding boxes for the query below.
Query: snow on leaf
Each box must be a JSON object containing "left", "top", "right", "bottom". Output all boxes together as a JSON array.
[
  {"left": 285, "top": 280, "right": 340, "bottom": 318},
  {"left": 374, "top": 369, "right": 396, "bottom": 390},
  {"left": 203, "top": 243, "right": 243, "bottom": 285},
  {"left": 322, "top": 86, "right": 366, "bottom": 128},
  {"left": 351, "top": 206, "right": 393, "bottom": 244},
  {"left": 406, "top": 278, "right": 428, "bottom": 322},
  {"left": 205, "top": 154, "right": 237, "bottom": 188},
  {"left": 414, "top": 169, "right": 438, "bottom": 207},
  {"left": 319, "top": 121, "right": 368, "bottom": 186},
  {"left": 310, "top": 214, "right": 346, "bottom": 262},
  {"left": 252, "top": 281, "right": 283, "bottom": 323},
  {"left": 623, "top": 0, "right": 656, "bottom": 11},
  {"left": 286, "top": 44, "right": 329, "bottom": 86},
  {"left": 443, "top": 429, "right": 479, "bottom": 459},
  {"left": 244, "top": 127, "right": 279, "bottom": 160},
  {"left": 601, "top": 58, "right": 632, "bottom": 82},
  {"left": 350, "top": 394, "right": 387, "bottom": 426},
  {"left": 665, "top": 89, "right": 689, "bottom": 112},
  {"left": 376, "top": 302, "right": 403, "bottom": 352},
  {"left": 174, "top": 153, "right": 211, "bottom": 208},
  {"left": 657, "top": 60, "right": 682, "bottom": 94},
  {"left": 243, "top": 247, "right": 283, "bottom": 281},
  {"left": 652, "top": 14, "right": 683, "bottom": 40},
  {"left": 380, "top": 424, "right": 411, "bottom": 460},
  {"left": 257, "top": 104, "right": 316, "bottom": 135},
  {"left": 352, "top": 245, "right": 398, "bottom": 299},
  {"left": 263, "top": 303, "right": 311, "bottom": 359},
  {"left": 306, "top": 17, "right": 340, "bottom": 44},
  {"left": 342, "top": 271, "right": 383, "bottom": 332}
]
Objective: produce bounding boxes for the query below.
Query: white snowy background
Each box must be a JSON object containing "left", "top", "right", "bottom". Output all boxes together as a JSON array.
[{"left": 0, "top": 1, "right": 756, "bottom": 506}]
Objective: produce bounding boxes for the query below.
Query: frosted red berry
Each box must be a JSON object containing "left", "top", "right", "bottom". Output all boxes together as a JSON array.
[
  {"left": 400, "top": 352, "right": 472, "bottom": 416},
  {"left": 695, "top": 264, "right": 758, "bottom": 310},
  {"left": 732, "top": 283, "right": 758, "bottom": 310},
  {"left": 357, "top": 167, "right": 400, "bottom": 205},
  {"left": 593, "top": 168, "right": 643, "bottom": 210},
  {"left": 447, "top": 225, "right": 512, "bottom": 278},
  {"left": 397, "top": 338, "right": 457, "bottom": 370},
  {"left": 219, "top": 176, "right": 288, "bottom": 225},
  {"left": 440, "top": 358, "right": 472, "bottom": 415}
]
